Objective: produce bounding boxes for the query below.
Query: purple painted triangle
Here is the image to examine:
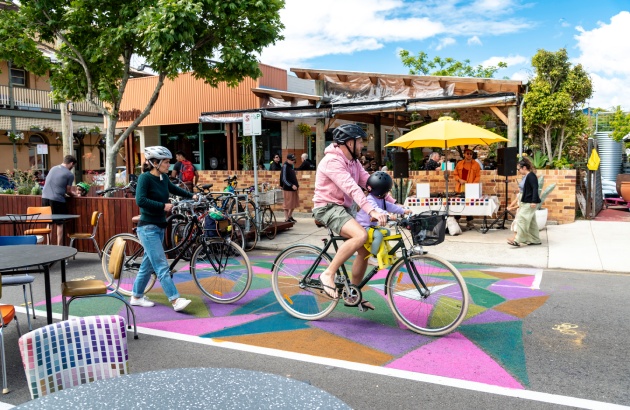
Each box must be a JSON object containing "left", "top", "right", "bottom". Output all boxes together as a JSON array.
[
  {"left": 311, "top": 316, "right": 431, "bottom": 356},
  {"left": 386, "top": 332, "right": 524, "bottom": 389},
  {"left": 463, "top": 309, "right": 519, "bottom": 325},
  {"left": 207, "top": 288, "right": 270, "bottom": 317},
  {"left": 141, "top": 313, "right": 274, "bottom": 336}
]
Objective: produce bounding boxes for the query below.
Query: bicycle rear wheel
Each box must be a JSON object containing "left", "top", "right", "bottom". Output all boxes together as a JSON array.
[
  {"left": 101, "top": 233, "right": 156, "bottom": 296},
  {"left": 190, "top": 238, "right": 252, "bottom": 303},
  {"left": 236, "top": 216, "right": 258, "bottom": 251},
  {"left": 262, "top": 208, "right": 277, "bottom": 239},
  {"left": 271, "top": 245, "right": 338, "bottom": 320},
  {"left": 386, "top": 253, "right": 469, "bottom": 336},
  {"left": 164, "top": 213, "right": 187, "bottom": 253}
]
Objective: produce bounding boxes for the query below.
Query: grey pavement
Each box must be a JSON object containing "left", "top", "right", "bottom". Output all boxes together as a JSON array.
[{"left": 262, "top": 212, "right": 630, "bottom": 274}]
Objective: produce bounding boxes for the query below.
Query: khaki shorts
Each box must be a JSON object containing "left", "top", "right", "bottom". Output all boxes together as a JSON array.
[{"left": 312, "top": 203, "right": 354, "bottom": 235}]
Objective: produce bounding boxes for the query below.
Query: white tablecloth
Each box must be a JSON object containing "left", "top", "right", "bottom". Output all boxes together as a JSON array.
[{"left": 404, "top": 196, "right": 500, "bottom": 217}]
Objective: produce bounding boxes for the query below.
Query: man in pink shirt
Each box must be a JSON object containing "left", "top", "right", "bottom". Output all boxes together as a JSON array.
[{"left": 312, "top": 124, "right": 389, "bottom": 299}]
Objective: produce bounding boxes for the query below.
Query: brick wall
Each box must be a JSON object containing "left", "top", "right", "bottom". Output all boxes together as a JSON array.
[{"left": 198, "top": 169, "right": 576, "bottom": 224}]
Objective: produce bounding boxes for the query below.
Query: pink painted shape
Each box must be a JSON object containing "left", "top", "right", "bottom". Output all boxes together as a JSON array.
[
  {"left": 252, "top": 266, "right": 270, "bottom": 274},
  {"left": 35, "top": 295, "right": 63, "bottom": 306},
  {"left": 140, "top": 313, "right": 274, "bottom": 336},
  {"left": 386, "top": 332, "right": 524, "bottom": 389},
  {"left": 506, "top": 276, "right": 535, "bottom": 287}
]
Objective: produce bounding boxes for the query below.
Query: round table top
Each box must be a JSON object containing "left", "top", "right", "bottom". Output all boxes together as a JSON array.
[
  {"left": 16, "top": 367, "right": 350, "bottom": 409},
  {"left": 0, "top": 214, "right": 80, "bottom": 222},
  {"left": 0, "top": 245, "right": 77, "bottom": 270}
]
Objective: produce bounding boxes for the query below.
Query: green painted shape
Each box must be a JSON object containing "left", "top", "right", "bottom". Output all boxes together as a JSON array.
[
  {"left": 201, "top": 312, "right": 310, "bottom": 338},
  {"left": 467, "top": 284, "right": 506, "bottom": 308},
  {"left": 465, "top": 278, "right": 499, "bottom": 289},
  {"left": 459, "top": 270, "right": 501, "bottom": 280},
  {"left": 452, "top": 263, "right": 493, "bottom": 271},
  {"left": 463, "top": 301, "right": 486, "bottom": 321},
  {"left": 42, "top": 295, "right": 126, "bottom": 316},
  {"left": 340, "top": 289, "right": 398, "bottom": 328},
  {"left": 458, "top": 321, "right": 529, "bottom": 386},
  {"left": 149, "top": 293, "right": 210, "bottom": 318},
  {"left": 254, "top": 261, "right": 274, "bottom": 270},
  {"left": 230, "top": 291, "right": 284, "bottom": 315},
  {"left": 248, "top": 275, "right": 272, "bottom": 290}
]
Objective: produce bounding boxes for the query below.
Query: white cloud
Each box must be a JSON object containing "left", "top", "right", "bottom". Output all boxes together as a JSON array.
[
  {"left": 435, "top": 37, "right": 456, "bottom": 50},
  {"left": 573, "top": 11, "right": 630, "bottom": 109},
  {"left": 467, "top": 36, "right": 482, "bottom": 46},
  {"left": 260, "top": 0, "right": 534, "bottom": 69},
  {"left": 481, "top": 55, "right": 528, "bottom": 68}
]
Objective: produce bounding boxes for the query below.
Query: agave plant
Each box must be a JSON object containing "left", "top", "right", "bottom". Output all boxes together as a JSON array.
[
  {"left": 392, "top": 178, "right": 413, "bottom": 204},
  {"left": 531, "top": 151, "right": 549, "bottom": 169},
  {"left": 536, "top": 175, "right": 556, "bottom": 211}
]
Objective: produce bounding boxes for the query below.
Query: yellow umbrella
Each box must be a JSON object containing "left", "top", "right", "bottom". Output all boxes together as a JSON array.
[
  {"left": 385, "top": 116, "right": 509, "bottom": 201},
  {"left": 385, "top": 116, "right": 509, "bottom": 150}
]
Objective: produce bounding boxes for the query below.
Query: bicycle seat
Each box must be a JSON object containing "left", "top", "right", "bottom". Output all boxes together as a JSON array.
[
  {"left": 201, "top": 184, "right": 213, "bottom": 190},
  {"left": 314, "top": 219, "right": 325, "bottom": 227}
]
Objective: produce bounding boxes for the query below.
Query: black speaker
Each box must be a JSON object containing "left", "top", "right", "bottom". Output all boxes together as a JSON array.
[
  {"left": 392, "top": 152, "right": 409, "bottom": 178},
  {"left": 497, "top": 147, "right": 518, "bottom": 176}
]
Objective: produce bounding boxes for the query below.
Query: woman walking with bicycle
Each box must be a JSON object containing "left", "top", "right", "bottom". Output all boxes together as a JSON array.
[
  {"left": 131, "top": 146, "right": 197, "bottom": 312},
  {"left": 312, "top": 124, "right": 388, "bottom": 299}
]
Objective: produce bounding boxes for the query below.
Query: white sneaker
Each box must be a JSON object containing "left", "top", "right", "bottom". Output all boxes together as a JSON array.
[
  {"left": 367, "top": 257, "right": 379, "bottom": 266},
  {"left": 130, "top": 296, "right": 154, "bottom": 307},
  {"left": 172, "top": 298, "right": 191, "bottom": 312}
]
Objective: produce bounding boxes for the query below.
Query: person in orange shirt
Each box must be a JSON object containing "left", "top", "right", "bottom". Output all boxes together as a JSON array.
[{"left": 452, "top": 148, "right": 481, "bottom": 230}]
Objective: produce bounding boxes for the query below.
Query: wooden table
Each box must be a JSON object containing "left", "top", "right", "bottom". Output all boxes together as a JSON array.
[{"left": 0, "top": 245, "right": 77, "bottom": 324}]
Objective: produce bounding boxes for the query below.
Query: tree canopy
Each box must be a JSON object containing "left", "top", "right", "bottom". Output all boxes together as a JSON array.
[
  {"left": 398, "top": 50, "right": 507, "bottom": 78},
  {"left": 522, "top": 48, "right": 593, "bottom": 162},
  {"left": 0, "top": 0, "right": 285, "bottom": 188},
  {"left": 610, "top": 107, "right": 630, "bottom": 142}
]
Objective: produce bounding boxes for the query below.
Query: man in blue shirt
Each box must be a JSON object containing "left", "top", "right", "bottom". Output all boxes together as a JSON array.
[{"left": 42, "top": 155, "right": 79, "bottom": 245}]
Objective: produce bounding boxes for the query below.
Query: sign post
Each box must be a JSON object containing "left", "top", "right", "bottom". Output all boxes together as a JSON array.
[{"left": 243, "top": 112, "right": 263, "bottom": 234}]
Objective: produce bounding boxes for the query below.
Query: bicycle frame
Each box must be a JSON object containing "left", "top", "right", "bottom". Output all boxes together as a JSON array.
[{"left": 294, "top": 224, "right": 430, "bottom": 296}]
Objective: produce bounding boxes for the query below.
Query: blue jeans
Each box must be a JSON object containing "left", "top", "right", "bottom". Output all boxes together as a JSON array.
[{"left": 133, "top": 224, "right": 180, "bottom": 301}]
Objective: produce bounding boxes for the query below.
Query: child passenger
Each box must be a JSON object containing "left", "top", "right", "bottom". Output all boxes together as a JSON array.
[{"left": 355, "top": 171, "right": 411, "bottom": 266}]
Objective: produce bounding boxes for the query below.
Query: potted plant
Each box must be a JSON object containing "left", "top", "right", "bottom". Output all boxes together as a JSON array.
[
  {"left": 30, "top": 125, "right": 42, "bottom": 131},
  {"left": 7, "top": 131, "right": 24, "bottom": 144},
  {"left": 42, "top": 126, "right": 54, "bottom": 134},
  {"left": 535, "top": 175, "right": 556, "bottom": 230},
  {"left": 89, "top": 125, "right": 101, "bottom": 136},
  {"left": 296, "top": 122, "right": 312, "bottom": 138}
]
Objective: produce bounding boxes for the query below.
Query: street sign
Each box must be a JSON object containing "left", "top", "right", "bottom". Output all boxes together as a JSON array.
[
  {"left": 37, "top": 144, "right": 48, "bottom": 154},
  {"left": 243, "top": 112, "right": 262, "bottom": 136}
]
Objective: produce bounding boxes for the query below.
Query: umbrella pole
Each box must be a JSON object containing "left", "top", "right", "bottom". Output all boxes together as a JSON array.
[{"left": 444, "top": 142, "right": 450, "bottom": 213}]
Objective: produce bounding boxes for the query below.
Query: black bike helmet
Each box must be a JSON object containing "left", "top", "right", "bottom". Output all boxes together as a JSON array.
[
  {"left": 332, "top": 124, "right": 367, "bottom": 144},
  {"left": 367, "top": 171, "right": 393, "bottom": 198}
]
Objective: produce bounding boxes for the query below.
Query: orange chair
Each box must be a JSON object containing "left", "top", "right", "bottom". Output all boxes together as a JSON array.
[
  {"left": 68, "top": 211, "right": 102, "bottom": 258},
  {"left": 1, "top": 274, "right": 23, "bottom": 394},
  {"left": 24, "top": 206, "right": 52, "bottom": 244}
]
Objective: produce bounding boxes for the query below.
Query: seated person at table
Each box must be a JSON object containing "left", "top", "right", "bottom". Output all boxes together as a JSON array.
[
  {"left": 424, "top": 152, "right": 442, "bottom": 170},
  {"left": 452, "top": 148, "right": 481, "bottom": 230},
  {"left": 356, "top": 172, "right": 411, "bottom": 270}
]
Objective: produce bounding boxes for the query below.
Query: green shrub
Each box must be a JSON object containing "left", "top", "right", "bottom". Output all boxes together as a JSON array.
[
  {"left": 537, "top": 175, "right": 556, "bottom": 211},
  {"left": 31, "top": 185, "right": 42, "bottom": 195}
]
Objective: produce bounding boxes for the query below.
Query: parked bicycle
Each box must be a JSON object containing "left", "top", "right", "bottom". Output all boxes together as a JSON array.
[
  {"left": 100, "top": 195, "right": 252, "bottom": 303},
  {"left": 271, "top": 211, "right": 469, "bottom": 336},
  {"left": 95, "top": 180, "right": 137, "bottom": 198}
]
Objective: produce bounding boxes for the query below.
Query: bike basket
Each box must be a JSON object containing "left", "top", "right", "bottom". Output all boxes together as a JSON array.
[
  {"left": 406, "top": 210, "right": 447, "bottom": 246},
  {"left": 273, "top": 189, "right": 284, "bottom": 204},
  {"left": 204, "top": 215, "right": 230, "bottom": 238},
  {"left": 258, "top": 190, "right": 276, "bottom": 206}
]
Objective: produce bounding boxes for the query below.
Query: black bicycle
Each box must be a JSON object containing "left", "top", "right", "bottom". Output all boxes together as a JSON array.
[{"left": 271, "top": 211, "right": 469, "bottom": 336}]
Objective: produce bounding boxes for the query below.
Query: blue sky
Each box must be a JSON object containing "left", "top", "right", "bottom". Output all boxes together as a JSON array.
[{"left": 260, "top": 0, "right": 630, "bottom": 110}]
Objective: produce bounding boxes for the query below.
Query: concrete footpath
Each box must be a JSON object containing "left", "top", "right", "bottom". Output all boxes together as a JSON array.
[{"left": 259, "top": 213, "right": 629, "bottom": 273}]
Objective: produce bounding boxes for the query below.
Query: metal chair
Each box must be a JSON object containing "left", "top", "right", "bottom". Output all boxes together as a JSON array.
[
  {"left": 18, "top": 315, "right": 129, "bottom": 399},
  {"left": 68, "top": 211, "right": 102, "bottom": 258},
  {"left": 24, "top": 206, "right": 52, "bottom": 244},
  {"left": 0, "top": 235, "right": 37, "bottom": 331},
  {"left": 5, "top": 213, "right": 40, "bottom": 236},
  {"left": 1, "top": 274, "right": 23, "bottom": 394},
  {"left": 61, "top": 237, "right": 138, "bottom": 339}
]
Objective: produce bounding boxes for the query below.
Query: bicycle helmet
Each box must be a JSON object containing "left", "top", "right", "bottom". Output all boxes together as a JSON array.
[
  {"left": 367, "top": 171, "right": 392, "bottom": 198},
  {"left": 332, "top": 124, "right": 367, "bottom": 145},
  {"left": 144, "top": 146, "right": 172, "bottom": 161},
  {"left": 76, "top": 182, "right": 90, "bottom": 196}
]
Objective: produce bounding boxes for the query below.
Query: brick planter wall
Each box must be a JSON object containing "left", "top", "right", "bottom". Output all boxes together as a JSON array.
[{"left": 198, "top": 169, "right": 576, "bottom": 225}]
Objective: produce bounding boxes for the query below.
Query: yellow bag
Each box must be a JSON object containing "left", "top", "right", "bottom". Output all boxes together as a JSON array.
[{"left": 587, "top": 149, "right": 600, "bottom": 171}]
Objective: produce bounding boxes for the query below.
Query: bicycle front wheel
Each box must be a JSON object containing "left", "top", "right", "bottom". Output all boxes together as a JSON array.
[
  {"left": 101, "top": 233, "right": 156, "bottom": 296},
  {"left": 190, "top": 238, "right": 252, "bottom": 303},
  {"left": 271, "top": 245, "right": 338, "bottom": 320},
  {"left": 386, "top": 253, "right": 469, "bottom": 336},
  {"left": 262, "top": 208, "right": 277, "bottom": 239}
]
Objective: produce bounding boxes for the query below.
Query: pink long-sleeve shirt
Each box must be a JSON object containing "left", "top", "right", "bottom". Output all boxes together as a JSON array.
[{"left": 313, "top": 144, "right": 395, "bottom": 215}]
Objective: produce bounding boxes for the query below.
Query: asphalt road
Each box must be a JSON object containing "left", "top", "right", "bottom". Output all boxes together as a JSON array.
[{"left": 1, "top": 250, "right": 628, "bottom": 409}]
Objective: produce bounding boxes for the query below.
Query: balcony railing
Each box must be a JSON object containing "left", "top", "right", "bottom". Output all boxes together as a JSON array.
[{"left": 0, "top": 85, "right": 103, "bottom": 115}]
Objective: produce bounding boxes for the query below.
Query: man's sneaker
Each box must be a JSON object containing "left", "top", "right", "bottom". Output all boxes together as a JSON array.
[
  {"left": 130, "top": 296, "right": 154, "bottom": 307},
  {"left": 172, "top": 298, "right": 191, "bottom": 312},
  {"left": 367, "top": 257, "right": 379, "bottom": 266}
]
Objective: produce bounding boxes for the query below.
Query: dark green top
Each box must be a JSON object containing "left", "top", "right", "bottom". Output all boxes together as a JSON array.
[{"left": 136, "top": 172, "right": 193, "bottom": 226}]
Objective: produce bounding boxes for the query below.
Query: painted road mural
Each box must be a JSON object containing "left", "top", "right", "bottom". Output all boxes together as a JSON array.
[{"left": 36, "top": 255, "right": 546, "bottom": 389}]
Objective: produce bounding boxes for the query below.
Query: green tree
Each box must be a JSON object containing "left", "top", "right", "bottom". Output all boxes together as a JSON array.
[
  {"left": 0, "top": 0, "right": 284, "bottom": 189},
  {"left": 399, "top": 50, "right": 507, "bottom": 78},
  {"left": 522, "top": 49, "right": 593, "bottom": 162},
  {"left": 610, "top": 106, "right": 630, "bottom": 142}
]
